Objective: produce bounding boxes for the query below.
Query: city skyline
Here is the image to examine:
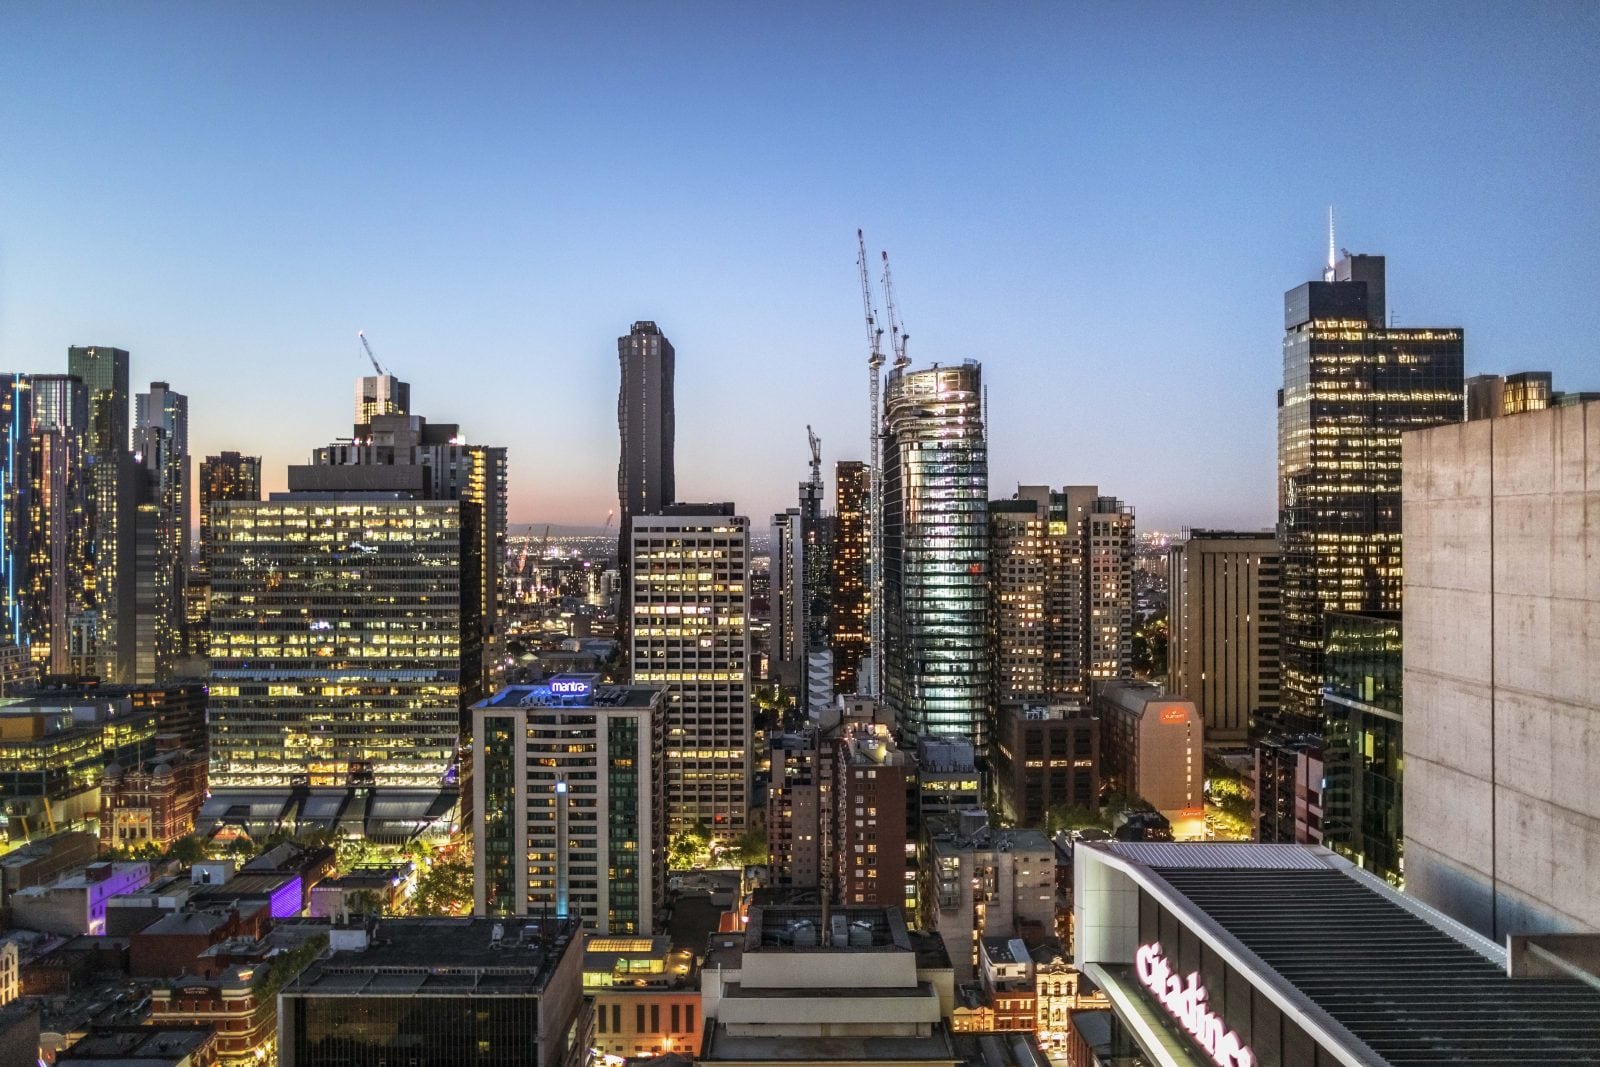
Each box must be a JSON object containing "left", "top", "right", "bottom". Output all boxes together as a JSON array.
[{"left": 3, "top": 6, "right": 1597, "bottom": 531}]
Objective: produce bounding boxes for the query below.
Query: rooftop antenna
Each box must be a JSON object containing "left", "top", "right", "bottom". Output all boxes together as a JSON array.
[{"left": 1324, "top": 206, "right": 1336, "bottom": 282}]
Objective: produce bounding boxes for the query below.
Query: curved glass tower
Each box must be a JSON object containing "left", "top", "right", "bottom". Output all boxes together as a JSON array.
[{"left": 881, "top": 362, "right": 990, "bottom": 747}]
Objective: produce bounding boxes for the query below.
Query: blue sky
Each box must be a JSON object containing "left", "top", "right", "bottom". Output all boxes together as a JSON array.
[{"left": 2, "top": 3, "right": 1596, "bottom": 531}]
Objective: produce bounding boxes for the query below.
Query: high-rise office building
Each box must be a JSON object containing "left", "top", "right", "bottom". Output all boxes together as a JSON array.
[
  {"left": 616, "top": 322, "right": 676, "bottom": 524},
  {"left": 1465, "top": 371, "right": 1552, "bottom": 421},
  {"left": 628, "top": 506, "right": 751, "bottom": 838},
  {"left": 23, "top": 375, "right": 90, "bottom": 675},
  {"left": 1321, "top": 610, "right": 1403, "bottom": 884},
  {"left": 829, "top": 460, "right": 870, "bottom": 694},
  {"left": 1084, "top": 494, "right": 1135, "bottom": 684},
  {"left": 207, "top": 496, "right": 463, "bottom": 792},
  {"left": 1166, "top": 530, "right": 1281, "bottom": 744},
  {"left": 132, "top": 382, "right": 189, "bottom": 683},
  {"left": 1403, "top": 399, "right": 1600, "bottom": 938},
  {"left": 473, "top": 677, "right": 665, "bottom": 933},
  {"left": 1276, "top": 253, "right": 1462, "bottom": 728},
  {"left": 291, "top": 392, "right": 506, "bottom": 708},
  {"left": 354, "top": 371, "right": 410, "bottom": 432},
  {"left": 0, "top": 377, "right": 32, "bottom": 654},
  {"left": 198, "top": 453, "right": 261, "bottom": 571},
  {"left": 770, "top": 508, "right": 804, "bottom": 691},
  {"left": 988, "top": 485, "right": 1134, "bottom": 706},
  {"left": 68, "top": 345, "right": 135, "bottom": 683},
  {"left": 882, "top": 362, "right": 989, "bottom": 747}
]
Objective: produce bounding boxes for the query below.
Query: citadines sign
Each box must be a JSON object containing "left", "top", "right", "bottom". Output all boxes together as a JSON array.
[{"left": 1135, "top": 942, "right": 1254, "bottom": 1067}]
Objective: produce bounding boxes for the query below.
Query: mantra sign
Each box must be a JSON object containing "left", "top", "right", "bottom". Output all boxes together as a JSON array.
[{"left": 1135, "top": 942, "right": 1254, "bottom": 1067}]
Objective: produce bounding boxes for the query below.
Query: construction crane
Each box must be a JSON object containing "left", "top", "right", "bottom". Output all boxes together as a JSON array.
[
  {"left": 806, "top": 425, "right": 822, "bottom": 488},
  {"left": 857, "top": 230, "right": 886, "bottom": 700},
  {"left": 880, "top": 250, "right": 910, "bottom": 370},
  {"left": 358, "top": 331, "right": 387, "bottom": 376},
  {"left": 601, "top": 509, "right": 615, "bottom": 532}
]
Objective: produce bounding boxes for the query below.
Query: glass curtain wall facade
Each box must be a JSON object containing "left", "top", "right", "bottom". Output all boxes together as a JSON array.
[
  {"left": 882, "top": 362, "right": 989, "bottom": 748},
  {"left": 1322, "top": 610, "right": 1404, "bottom": 885},
  {"left": 24, "top": 376, "right": 90, "bottom": 676},
  {"left": 207, "top": 498, "right": 462, "bottom": 789},
  {"left": 1277, "top": 256, "right": 1461, "bottom": 729},
  {"left": 68, "top": 345, "right": 135, "bottom": 684}
]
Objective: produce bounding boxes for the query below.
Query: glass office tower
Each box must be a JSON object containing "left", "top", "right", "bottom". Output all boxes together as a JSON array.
[
  {"left": 207, "top": 497, "right": 462, "bottom": 789},
  {"left": 881, "top": 362, "right": 989, "bottom": 747},
  {"left": 1322, "top": 610, "right": 1404, "bottom": 884},
  {"left": 1277, "top": 254, "right": 1461, "bottom": 729}
]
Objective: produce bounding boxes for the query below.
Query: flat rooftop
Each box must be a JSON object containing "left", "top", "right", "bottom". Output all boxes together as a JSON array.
[
  {"left": 1102, "top": 842, "right": 1600, "bottom": 1066},
  {"left": 702, "top": 1024, "right": 955, "bottom": 1063},
  {"left": 746, "top": 906, "right": 910, "bottom": 952},
  {"left": 283, "top": 917, "right": 579, "bottom": 998}
]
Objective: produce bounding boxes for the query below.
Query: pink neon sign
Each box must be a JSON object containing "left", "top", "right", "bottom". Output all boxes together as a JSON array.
[{"left": 1135, "top": 942, "right": 1254, "bottom": 1067}]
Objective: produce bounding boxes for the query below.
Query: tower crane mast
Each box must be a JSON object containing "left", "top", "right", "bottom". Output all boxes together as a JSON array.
[
  {"left": 357, "top": 331, "right": 386, "bottom": 376},
  {"left": 858, "top": 229, "right": 886, "bottom": 699},
  {"left": 880, "top": 250, "right": 910, "bottom": 369}
]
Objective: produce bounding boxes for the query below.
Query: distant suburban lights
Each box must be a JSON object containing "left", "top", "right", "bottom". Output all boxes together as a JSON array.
[{"left": 1135, "top": 942, "right": 1253, "bottom": 1067}]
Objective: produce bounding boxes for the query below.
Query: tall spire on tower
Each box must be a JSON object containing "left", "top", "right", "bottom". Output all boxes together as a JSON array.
[{"left": 1324, "top": 206, "right": 1337, "bottom": 281}]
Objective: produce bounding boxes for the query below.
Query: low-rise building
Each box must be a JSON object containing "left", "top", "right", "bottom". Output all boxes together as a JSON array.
[
  {"left": 924, "top": 819, "right": 1055, "bottom": 985},
  {"left": 56, "top": 1025, "right": 218, "bottom": 1067},
  {"left": 9, "top": 861, "right": 151, "bottom": 936},
  {"left": 699, "top": 905, "right": 957, "bottom": 1067},
  {"left": 1092, "top": 681, "right": 1203, "bottom": 837},
  {"left": 0, "top": 830, "right": 99, "bottom": 905},
  {"left": 992, "top": 703, "right": 1099, "bottom": 828},
  {"left": 99, "top": 742, "right": 207, "bottom": 854},
  {"left": 584, "top": 935, "right": 701, "bottom": 1060},
  {"left": 1073, "top": 841, "right": 1600, "bottom": 1066},
  {"left": 278, "top": 917, "right": 588, "bottom": 1067}
]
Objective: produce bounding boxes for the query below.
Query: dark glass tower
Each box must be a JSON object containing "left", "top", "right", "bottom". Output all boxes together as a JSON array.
[
  {"left": 616, "top": 322, "right": 675, "bottom": 523},
  {"left": 67, "top": 345, "right": 135, "bottom": 683},
  {"left": 882, "top": 361, "right": 989, "bottom": 748},
  {"left": 1277, "top": 254, "right": 1461, "bottom": 729},
  {"left": 829, "top": 460, "right": 870, "bottom": 694}
]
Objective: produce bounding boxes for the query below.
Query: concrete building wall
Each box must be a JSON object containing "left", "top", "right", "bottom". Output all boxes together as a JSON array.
[{"left": 1403, "top": 401, "right": 1600, "bottom": 938}]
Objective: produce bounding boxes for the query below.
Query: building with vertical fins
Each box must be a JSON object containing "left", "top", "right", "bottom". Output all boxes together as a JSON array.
[
  {"left": 1276, "top": 252, "right": 1462, "bottom": 729},
  {"left": 829, "top": 460, "right": 870, "bottom": 695},
  {"left": 627, "top": 506, "right": 750, "bottom": 839},
  {"left": 881, "top": 362, "right": 989, "bottom": 748},
  {"left": 1166, "top": 530, "right": 1280, "bottom": 744},
  {"left": 472, "top": 677, "right": 665, "bottom": 933},
  {"left": 68, "top": 345, "right": 135, "bottom": 683}
]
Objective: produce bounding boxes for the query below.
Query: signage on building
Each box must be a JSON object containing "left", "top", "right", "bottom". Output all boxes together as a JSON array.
[
  {"left": 1135, "top": 942, "right": 1254, "bottom": 1067},
  {"left": 549, "top": 677, "right": 592, "bottom": 698},
  {"left": 1160, "top": 706, "right": 1188, "bottom": 724}
]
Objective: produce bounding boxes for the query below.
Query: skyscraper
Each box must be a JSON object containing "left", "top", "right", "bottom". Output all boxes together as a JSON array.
[
  {"left": 0, "top": 377, "right": 32, "bottom": 653},
  {"left": 291, "top": 390, "right": 507, "bottom": 708},
  {"left": 197, "top": 452, "right": 261, "bottom": 572},
  {"left": 1277, "top": 253, "right": 1462, "bottom": 728},
  {"left": 132, "top": 382, "right": 189, "bottom": 683},
  {"left": 354, "top": 371, "right": 410, "bottom": 432},
  {"left": 1166, "top": 530, "right": 1281, "bottom": 743},
  {"left": 881, "top": 362, "right": 989, "bottom": 747},
  {"left": 628, "top": 506, "right": 751, "bottom": 838},
  {"left": 207, "top": 496, "right": 464, "bottom": 791},
  {"left": 616, "top": 322, "right": 675, "bottom": 663},
  {"left": 829, "top": 460, "right": 869, "bottom": 694},
  {"left": 68, "top": 345, "right": 135, "bottom": 683},
  {"left": 23, "top": 375, "right": 90, "bottom": 675},
  {"left": 988, "top": 485, "right": 1133, "bottom": 705},
  {"left": 472, "top": 677, "right": 666, "bottom": 932}
]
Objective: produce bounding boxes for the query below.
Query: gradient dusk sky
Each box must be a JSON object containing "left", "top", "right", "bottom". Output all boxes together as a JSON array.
[{"left": 2, "top": 3, "right": 1596, "bottom": 532}]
